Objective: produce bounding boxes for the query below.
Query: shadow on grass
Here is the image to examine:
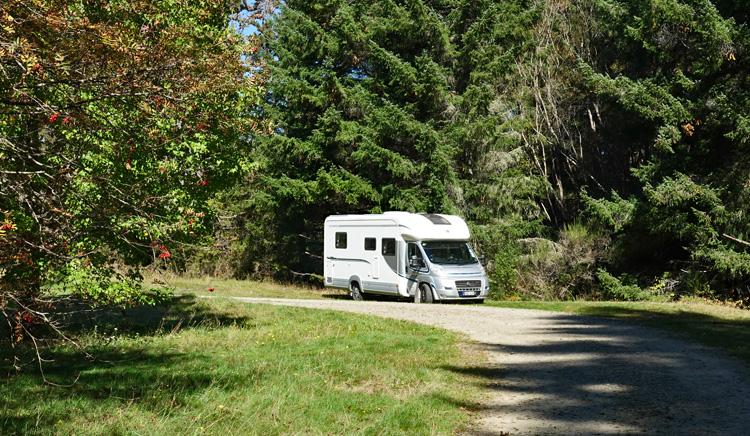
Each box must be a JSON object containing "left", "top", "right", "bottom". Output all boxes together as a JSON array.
[
  {"left": 442, "top": 311, "right": 750, "bottom": 434},
  {"left": 64, "top": 294, "right": 250, "bottom": 336},
  {"left": 0, "top": 294, "right": 254, "bottom": 432},
  {"left": 1, "top": 295, "right": 250, "bottom": 342},
  {"left": 1, "top": 348, "right": 264, "bottom": 430}
]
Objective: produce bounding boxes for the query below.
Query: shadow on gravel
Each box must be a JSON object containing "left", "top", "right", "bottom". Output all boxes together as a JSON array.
[
  {"left": 443, "top": 313, "right": 750, "bottom": 434},
  {"left": 321, "top": 293, "right": 412, "bottom": 302},
  {"left": 321, "top": 293, "right": 354, "bottom": 300}
]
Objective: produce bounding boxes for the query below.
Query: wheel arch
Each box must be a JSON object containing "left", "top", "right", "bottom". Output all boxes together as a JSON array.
[{"left": 418, "top": 281, "right": 439, "bottom": 302}]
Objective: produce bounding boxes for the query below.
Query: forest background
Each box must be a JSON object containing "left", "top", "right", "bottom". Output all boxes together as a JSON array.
[{"left": 3, "top": 0, "right": 750, "bottom": 319}]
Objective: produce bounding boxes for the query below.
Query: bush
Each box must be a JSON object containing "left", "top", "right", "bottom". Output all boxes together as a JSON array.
[
  {"left": 489, "top": 245, "right": 521, "bottom": 299},
  {"left": 515, "top": 223, "right": 609, "bottom": 300},
  {"left": 596, "top": 269, "right": 649, "bottom": 301}
]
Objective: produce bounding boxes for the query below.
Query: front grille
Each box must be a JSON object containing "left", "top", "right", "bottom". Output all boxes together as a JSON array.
[
  {"left": 455, "top": 280, "right": 481, "bottom": 289},
  {"left": 456, "top": 280, "right": 482, "bottom": 296}
]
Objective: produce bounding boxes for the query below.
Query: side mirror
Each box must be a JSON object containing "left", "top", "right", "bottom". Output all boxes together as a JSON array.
[
  {"left": 479, "top": 256, "right": 487, "bottom": 266},
  {"left": 409, "top": 257, "right": 425, "bottom": 270}
]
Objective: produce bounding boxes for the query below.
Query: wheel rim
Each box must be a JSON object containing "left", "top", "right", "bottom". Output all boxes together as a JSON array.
[{"left": 420, "top": 286, "right": 427, "bottom": 303}]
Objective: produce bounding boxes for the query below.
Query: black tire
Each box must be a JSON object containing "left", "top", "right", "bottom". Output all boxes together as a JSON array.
[
  {"left": 476, "top": 299, "right": 485, "bottom": 304},
  {"left": 350, "top": 282, "right": 364, "bottom": 301},
  {"left": 415, "top": 283, "right": 435, "bottom": 304}
]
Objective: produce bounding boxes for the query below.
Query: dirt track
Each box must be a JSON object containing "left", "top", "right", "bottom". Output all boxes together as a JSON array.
[{"left": 228, "top": 297, "right": 750, "bottom": 435}]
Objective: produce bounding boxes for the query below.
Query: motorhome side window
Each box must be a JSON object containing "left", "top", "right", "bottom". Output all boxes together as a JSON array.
[
  {"left": 335, "top": 232, "right": 347, "bottom": 249},
  {"left": 382, "top": 238, "right": 395, "bottom": 256},
  {"left": 364, "top": 237, "right": 376, "bottom": 251}
]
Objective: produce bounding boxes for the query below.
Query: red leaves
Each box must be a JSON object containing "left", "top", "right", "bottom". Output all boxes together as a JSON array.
[
  {"left": 152, "top": 243, "right": 171, "bottom": 259},
  {"left": 48, "top": 113, "right": 74, "bottom": 125},
  {"left": 208, "top": 287, "right": 215, "bottom": 293},
  {"left": 21, "top": 311, "right": 35, "bottom": 324},
  {"left": 157, "top": 244, "right": 171, "bottom": 259},
  {"left": 0, "top": 221, "right": 14, "bottom": 239},
  {"left": 197, "top": 179, "right": 209, "bottom": 187}
]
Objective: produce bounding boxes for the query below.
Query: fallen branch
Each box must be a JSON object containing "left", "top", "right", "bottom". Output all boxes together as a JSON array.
[{"left": 723, "top": 233, "right": 750, "bottom": 248}]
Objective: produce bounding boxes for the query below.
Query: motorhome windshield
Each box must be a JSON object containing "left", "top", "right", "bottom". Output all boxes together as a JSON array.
[{"left": 420, "top": 241, "right": 478, "bottom": 265}]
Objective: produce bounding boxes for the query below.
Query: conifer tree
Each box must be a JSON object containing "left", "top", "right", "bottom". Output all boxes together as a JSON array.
[{"left": 241, "top": 0, "right": 457, "bottom": 277}]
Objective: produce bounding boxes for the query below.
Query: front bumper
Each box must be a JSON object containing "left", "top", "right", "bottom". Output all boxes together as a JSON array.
[{"left": 434, "top": 278, "right": 489, "bottom": 300}]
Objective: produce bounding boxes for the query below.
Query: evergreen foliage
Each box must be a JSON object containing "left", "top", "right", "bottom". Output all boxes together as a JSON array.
[
  {"left": 237, "top": 0, "right": 458, "bottom": 279},
  {"left": 223, "top": 0, "right": 750, "bottom": 303}
]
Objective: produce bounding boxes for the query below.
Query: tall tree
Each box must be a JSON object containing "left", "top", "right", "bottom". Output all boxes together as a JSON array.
[
  {"left": 239, "top": 0, "right": 458, "bottom": 278},
  {"left": 0, "top": 0, "right": 263, "bottom": 343},
  {"left": 446, "top": 0, "right": 546, "bottom": 292},
  {"left": 578, "top": 0, "right": 750, "bottom": 298}
]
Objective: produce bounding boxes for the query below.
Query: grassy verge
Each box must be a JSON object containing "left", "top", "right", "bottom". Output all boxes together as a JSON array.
[
  {"left": 487, "top": 299, "right": 750, "bottom": 364},
  {"left": 2, "top": 297, "right": 480, "bottom": 435},
  {"left": 147, "top": 273, "right": 348, "bottom": 300},
  {"left": 148, "top": 274, "right": 750, "bottom": 366}
]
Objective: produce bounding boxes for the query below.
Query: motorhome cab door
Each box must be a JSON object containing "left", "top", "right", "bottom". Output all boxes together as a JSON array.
[{"left": 406, "top": 241, "right": 424, "bottom": 295}]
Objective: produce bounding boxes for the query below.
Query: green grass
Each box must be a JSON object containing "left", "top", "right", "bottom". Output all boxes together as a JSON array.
[
  {"left": 147, "top": 273, "right": 348, "bottom": 300},
  {"left": 487, "top": 299, "right": 750, "bottom": 364},
  {"left": 154, "top": 274, "right": 750, "bottom": 366},
  {"left": 1, "top": 296, "right": 480, "bottom": 435}
]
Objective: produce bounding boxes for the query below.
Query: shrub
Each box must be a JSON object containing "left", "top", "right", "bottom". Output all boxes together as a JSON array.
[
  {"left": 596, "top": 269, "right": 649, "bottom": 301},
  {"left": 515, "top": 223, "right": 609, "bottom": 300}
]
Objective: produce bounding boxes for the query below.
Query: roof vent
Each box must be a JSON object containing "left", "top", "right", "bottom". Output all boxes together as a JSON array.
[{"left": 420, "top": 213, "right": 450, "bottom": 225}]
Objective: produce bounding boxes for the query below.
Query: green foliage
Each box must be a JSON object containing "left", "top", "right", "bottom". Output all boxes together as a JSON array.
[
  {"left": 49, "top": 260, "right": 172, "bottom": 307},
  {"left": 514, "top": 224, "right": 609, "bottom": 300},
  {"left": 582, "top": 191, "right": 637, "bottom": 233},
  {"left": 0, "top": 1, "right": 263, "bottom": 323},
  {"left": 224, "top": 0, "right": 748, "bottom": 303},
  {"left": 204, "top": 0, "right": 750, "bottom": 304},
  {"left": 560, "top": 0, "right": 750, "bottom": 301},
  {"left": 642, "top": 173, "right": 725, "bottom": 244},
  {"left": 596, "top": 269, "right": 649, "bottom": 301},
  {"left": 234, "top": 0, "right": 459, "bottom": 278},
  {"left": 694, "top": 246, "right": 750, "bottom": 280}
]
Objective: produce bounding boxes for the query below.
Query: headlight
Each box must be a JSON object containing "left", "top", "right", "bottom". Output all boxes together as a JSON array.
[{"left": 439, "top": 278, "right": 453, "bottom": 290}]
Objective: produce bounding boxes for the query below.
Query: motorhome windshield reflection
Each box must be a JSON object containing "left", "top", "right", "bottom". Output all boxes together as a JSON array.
[{"left": 420, "top": 241, "right": 478, "bottom": 265}]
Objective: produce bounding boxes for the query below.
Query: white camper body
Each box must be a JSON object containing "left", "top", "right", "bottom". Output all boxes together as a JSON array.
[{"left": 324, "top": 212, "right": 490, "bottom": 302}]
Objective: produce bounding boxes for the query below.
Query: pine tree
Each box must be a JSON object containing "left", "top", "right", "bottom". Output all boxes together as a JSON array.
[
  {"left": 447, "top": 0, "right": 547, "bottom": 292},
  {"left": 240, "top": 0, "right": 458, "bottom": 278}
]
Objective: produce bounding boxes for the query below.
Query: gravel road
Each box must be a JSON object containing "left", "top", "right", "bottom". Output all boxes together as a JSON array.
[{"left": 228, "top": 297, "right": 750, "bottom": 435}]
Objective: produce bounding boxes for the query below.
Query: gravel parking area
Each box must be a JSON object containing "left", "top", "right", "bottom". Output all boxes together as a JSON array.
[{"left": 228, "top": 297, "right": 750, "bottom": 435}]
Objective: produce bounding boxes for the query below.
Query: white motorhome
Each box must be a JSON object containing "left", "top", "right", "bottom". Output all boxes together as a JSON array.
[{"left": 323, "top": 212, "right": 490, "bottom": 302}]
